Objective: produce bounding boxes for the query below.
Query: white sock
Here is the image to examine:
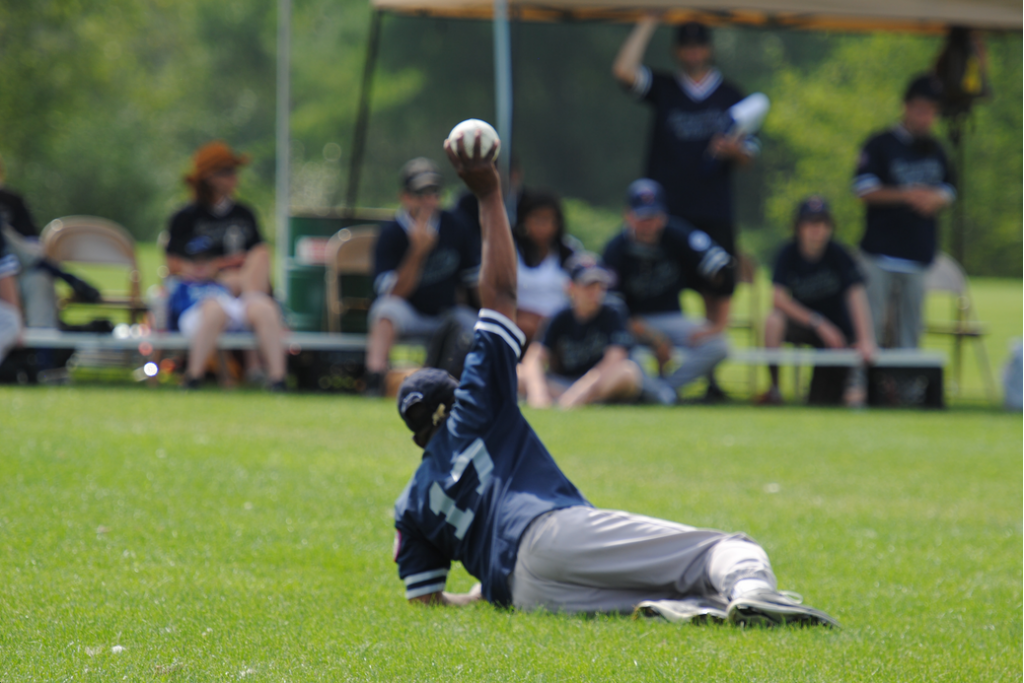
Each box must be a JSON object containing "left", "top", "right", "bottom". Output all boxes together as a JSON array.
[{"left": 730, "top": 578, "right": 774, "bottom": 600}]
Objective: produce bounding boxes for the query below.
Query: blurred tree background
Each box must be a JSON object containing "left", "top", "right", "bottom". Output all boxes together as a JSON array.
[{"left": 0, "top": 0, "right": 1019, "bottom": 275}]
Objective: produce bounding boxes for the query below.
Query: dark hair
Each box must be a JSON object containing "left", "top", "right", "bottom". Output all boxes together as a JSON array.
[
  {"left": 514, "top": 189, "right": 574, "bottom": 268},
  {"left": 192, "top": 178, "right": 217, "bottom": 208},
  {"left": 904, "top": 73, "right": 943, "bottom": 103}
]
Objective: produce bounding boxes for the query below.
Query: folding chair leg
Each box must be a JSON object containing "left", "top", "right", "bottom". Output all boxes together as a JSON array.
[{"left": 973, "top": 337, "right": 999, "bottom": 405}]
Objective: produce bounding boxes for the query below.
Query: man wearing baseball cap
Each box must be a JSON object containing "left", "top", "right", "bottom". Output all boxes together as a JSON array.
[
  {"left": 853, "top": 74, "right": 955, "bottom": 349},
  {"left": 518, "top": 252, "right": 642, "bottom": 409},
  {"left": 602, "top": 178, "right": 732, "bottom": 403},
  {"left": 365, "top": 158, "right": 480, "bottom": 395},
  {"left": 759, "top": 196, "right": 875, "bottom": 407},
  {"left": 390, "top": 128, "right": 839, "bottom": 628}
]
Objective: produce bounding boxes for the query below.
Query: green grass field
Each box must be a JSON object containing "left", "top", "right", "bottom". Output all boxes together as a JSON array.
[{"left": 1, "top": 389, "right": 1019, "bottom": 681}]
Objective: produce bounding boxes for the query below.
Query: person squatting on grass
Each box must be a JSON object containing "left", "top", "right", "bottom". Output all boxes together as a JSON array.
[
  {"left": 390, "top": 127, "right": 840, "bottom": 627},
  {"left": 758, "top": 196, "right": 876, "bottom": 408},
  {"left": 517, "top": 252, "right": 642, "bottom": 410}
]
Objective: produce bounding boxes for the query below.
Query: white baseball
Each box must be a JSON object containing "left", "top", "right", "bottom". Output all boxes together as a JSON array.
[{"left": 447, "top": 119, "right": 500, "bottom": 159}]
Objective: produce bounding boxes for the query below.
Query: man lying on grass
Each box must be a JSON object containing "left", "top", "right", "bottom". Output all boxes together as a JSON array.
[{"left": 390, "top": 128, "right": 839, "bottom": 627}]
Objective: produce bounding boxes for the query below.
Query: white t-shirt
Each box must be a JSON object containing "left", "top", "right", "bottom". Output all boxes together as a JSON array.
[{"left": 517, "top": 252, "right": 569, "bottom": 317}]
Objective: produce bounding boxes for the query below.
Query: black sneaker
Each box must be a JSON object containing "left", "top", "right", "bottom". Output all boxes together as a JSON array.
[
  {"left": 268, "top": 380, "right": 287, "bottom": 393},
  {"left": 727, "top": 590, "right": 840, "bottom": 628},
  {"left": 703, "top": 381, "right": 730, "bottom": 404},
  {"left": 182, "top": 376, "right": 203, "bottom": 390}
]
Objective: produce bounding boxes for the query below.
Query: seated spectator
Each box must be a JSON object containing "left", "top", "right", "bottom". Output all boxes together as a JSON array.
[
  {"left": 165, "top": 141, "right": 272, "bottom": 383},
  {"left": 513, "top": 189, "right": 576, "bottom": 341},
  {"left": 759, "top": 197, "right": 875, "bottom": 407},
  {"left": 166, "top": 141, "right": 270, "bottom": 298},
  {"left": 0, "top": 155, "right": 58, "bottom": 329},
  {"left": 168, "top": 236, "right": 286, "bottom": 391},
  {"left": 518, "top": 253, "right": 642, "bottom": 409},
  {"left": 0, "top": 227, "right": 22, "bottom": 362},
  {"left": 602, "top": 179, "right": 732, "bottom": 404},
  {"left": 364, "top": 158, "right": 480, "bottom": 395}
]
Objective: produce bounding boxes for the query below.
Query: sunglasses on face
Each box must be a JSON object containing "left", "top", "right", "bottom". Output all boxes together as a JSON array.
[{"left": 212, "top": 167, "right": 238, "bottom": 178}]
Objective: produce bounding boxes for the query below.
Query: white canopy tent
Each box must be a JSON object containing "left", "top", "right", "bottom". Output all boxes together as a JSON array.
[{"left": 273, "top": 0, "right": 1020, "bottom": 300}]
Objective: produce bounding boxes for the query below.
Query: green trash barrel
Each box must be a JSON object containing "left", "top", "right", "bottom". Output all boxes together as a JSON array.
[{"left": 285, "top": 210, "right": 393, "bottom": 331}]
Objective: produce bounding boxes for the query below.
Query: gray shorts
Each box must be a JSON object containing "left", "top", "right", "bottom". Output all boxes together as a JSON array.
[
  {"left": 509, "top": 506, "right": 775, "bottom": 614},
  {"left": 369, "top": 295, "right": 476, "bottom": 339}
]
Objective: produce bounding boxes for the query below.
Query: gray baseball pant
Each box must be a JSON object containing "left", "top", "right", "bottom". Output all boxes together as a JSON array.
[
  {"left": 509, "top": 506, "right": 776, "bottom": 614},
  {"left": 860, "top": 254, "right": 926, "bottom": 349},
  {"left": 637, "top": 312, "right": 729, "bottom": 390},
  {"left": 368, "top": 295, "right": 477, "bottom": 340}
]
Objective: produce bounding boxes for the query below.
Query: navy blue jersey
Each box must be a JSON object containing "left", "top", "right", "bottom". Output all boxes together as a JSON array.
[
  {"left": 602, "top": 219, "right": 731, "bottom": 316},
  {"left": 540, "top": 304, "right": 633, "bottom": 379},
  {"left": 632, "top": 67, "right": 756, "bottom": 226},
  {"left": 0, "top": 188, "right": 39, "bottom": 238},
  {"left": 166, "top": 280, "right": 232, "bottom": 332},
  {"left": 853, "top": 126, "right": 955, "bottom": 266},
  {"left": 772, "top": 241, "right": 864, "bottom": 341},
  {"left": 166, "top": 202, "right": 263, "bottom": 260},
  {"left": 393, "top": 310, "right": 590, "bottom": 606},
  {"left": 374, "top": 210, "right": 480, "bottom": 317},
  {"left": 0, "top": 227, "right": 19, "bottom": 280}
]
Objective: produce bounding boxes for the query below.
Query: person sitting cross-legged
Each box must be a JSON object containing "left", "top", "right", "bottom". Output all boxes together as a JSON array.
[
  {"left": 518, "top": 253, "right": 642, "bottom": 409},
  {"left": 759, "top": 196, "right": 876, "bottom": 407},
  {"left": 364, "top": 158, "right": 480, "bottom": 395},
  {"left": 168, "top": 236, "right": 287, "bottom": 391}
]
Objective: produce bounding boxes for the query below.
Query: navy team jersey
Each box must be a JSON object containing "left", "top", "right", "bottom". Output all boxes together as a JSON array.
[
  {"left": 632, "top": 67, "right": 756, "bottom": 226},
  {"left": 541, "top": 304, "right": 633, "bottom": 379},
  {"left": 772, "top": 240, "right": 864, "bottom": 341},
  {"left": 853, "top": 126, "right": 955, "bottom": 266},
  {"left": 0, "top": 228, "right": 20, "bottom": 280},
  {"left": 166, "top": 280, "right": 231, "bottom": 332},
  {"left": 0, "top": 188, "right": 39, "bottom": 238},
  {"left": 374, "top": 210, "right": 480, "bottom": 317},
  {"left": 393, "top": 310, "right": 590, "bottom": 607},
  {"left": 603, "top": 219, "right": 731, "bottom": 316},
  {"left": 166, "top": 202, "right": 263, "bottom": 260}
]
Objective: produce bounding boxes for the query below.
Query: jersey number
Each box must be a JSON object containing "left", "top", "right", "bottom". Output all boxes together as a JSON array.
[{"left": 428, "top": 438, "right": 494, "bottom": 540}]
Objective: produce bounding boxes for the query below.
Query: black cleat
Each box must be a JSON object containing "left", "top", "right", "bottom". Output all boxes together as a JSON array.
[{"left": 727, "top": 590, "right": 840, "bottom": 629}]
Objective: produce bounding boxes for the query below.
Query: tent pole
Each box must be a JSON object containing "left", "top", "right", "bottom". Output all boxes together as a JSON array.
[
  {"left": 346, "top": 10, "right": 384, "bottom": 214},
  {"left": 493, "top": 0, "right": 513, "bottom": 199},
  {"left": 274, "top": 0, "right": 291, "bottom": 302}
]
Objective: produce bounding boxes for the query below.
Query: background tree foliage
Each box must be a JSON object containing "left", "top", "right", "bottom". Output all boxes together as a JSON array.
[{"left": 0, "top": 0, "right": 1019, "bottom": 275}]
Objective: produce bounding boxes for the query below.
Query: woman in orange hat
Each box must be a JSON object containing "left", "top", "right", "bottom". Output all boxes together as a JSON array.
[
  {"left": 164, "top": 141, "right": 284, "bottom": 389},
  {"left": 165, "top": 141, "right": 269, "bottom": 294}
]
